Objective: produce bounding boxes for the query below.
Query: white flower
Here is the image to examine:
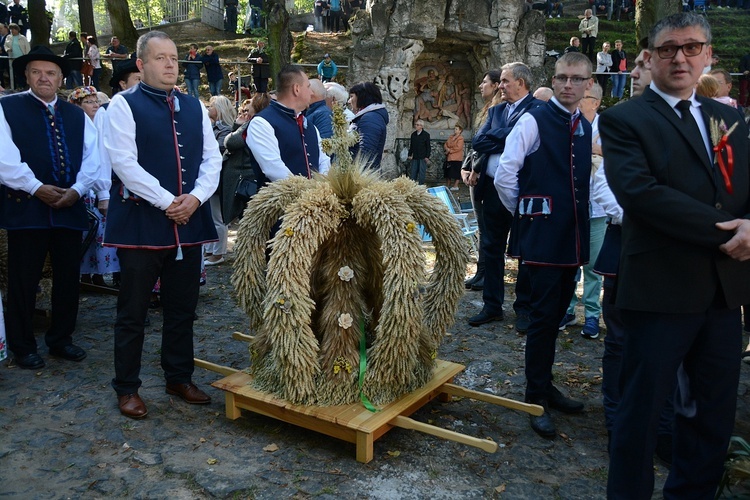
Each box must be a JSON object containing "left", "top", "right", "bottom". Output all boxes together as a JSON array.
[
  {"left": 338, "top": 266, "right": 354, "bottom": 282},
  {"left": 338, "top": 313, "right": 353, "bottom": 329}
]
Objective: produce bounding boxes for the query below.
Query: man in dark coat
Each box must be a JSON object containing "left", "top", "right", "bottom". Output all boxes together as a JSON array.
[
  {"left": 246, "top": 39, "right": 270, "bottom": 93},
  {"left": 601, "top": 13, "right": 750, "bottom": 498},
  {"left": 62, "top": 30, "right": 83, "bottom": 89}
]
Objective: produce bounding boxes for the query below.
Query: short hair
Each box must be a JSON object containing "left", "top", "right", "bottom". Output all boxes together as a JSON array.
[
  {"left": 588, "top": 82, "right": 603, "bottom": 100},
  {"left": 696, "top": 74, "right": 720, "bottom": 98},
  {"left": 68, "top": 30, "right": 77, "bottom": 38},
  {"left": 415, "top": 119, "right": 425, "bottom": 127},
  {"left": 190, "top": 43, "right": 198, "bottom": 50},
  {"left": 348, "top": 81, "right": 383, "bottom": 109},
  {"left": 615, "top": 39, "right": 622, "bottom": 44},
  {"left": 709, "top": 68, "right": 731, "bottom": 85},
  {"left": 309, "top": 78, "right": 326, "bottom": 99},
  {"left": 501, "top": 62, "right": 533, "bottom": 90},
  {"left": 276, "top": 64, "right": 306, "bottom": 96},
  {"left": 454, "top": 123, "right": 463, "bottom": 131},
  {"left": 649, "top": 12, "right": 711, "bottom": 49},
  {"left": 570, "top": 36, "right": 580, "bottom": 45},
  {"left": 251, "top": 92, "right": 271, "bottom": 113},
  {"left": 556, "top": 52, "right": 593, "bottom": 75},
  {"left": 136, "top": 31, "right": 172, "bottom": 61},
  {"left": 324, "top": 81, "right": 348, "bottom": 105},
  {"left": 208, "top": 95, "right": 236, "bottom": 124},
  {"left": 8, "top": 23, "right": 20, "bottom": 30}
]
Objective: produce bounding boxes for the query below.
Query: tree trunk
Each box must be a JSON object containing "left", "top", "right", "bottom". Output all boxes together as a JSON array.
[
  {"left": 28, "top": 0, "right": 51, "bottom": 47},
  {"left": 78, "top": 0, "right": 97, "bottom": 39},
  {"left": 104, "top": 0, "right": 139, "bottom": 49},
  {"left": 266, "top": 0, "right": 292, "bottom": 89},
  {"left": 635, "top": 0, "right": 683, "bottom": 44}
]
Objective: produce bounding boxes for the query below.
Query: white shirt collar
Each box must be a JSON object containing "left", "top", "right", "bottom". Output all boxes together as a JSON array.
[
  {"left": 649, "top": 82, "right": 701, "bottom": 112},
  {"left": 28, "top": 89, "right": 58, "bottom": 108}
]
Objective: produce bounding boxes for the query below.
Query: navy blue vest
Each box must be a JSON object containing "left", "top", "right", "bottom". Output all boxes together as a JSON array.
[
  {"left": 253, "top": 100, "right": 321, "bottom": 187},
  {"left": 508, "top": 101, "right": 592, "bottom": 266},
  {"left": 104, "top": 82, "right": 217, "bottom": 248},
  {"left": 0, "top": 93, "right": 87, "bottom": 230}
]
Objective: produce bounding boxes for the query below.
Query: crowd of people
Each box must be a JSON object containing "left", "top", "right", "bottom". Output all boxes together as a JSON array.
[{"left": 1, "top": 9, "right": 750, "bottom": 499}]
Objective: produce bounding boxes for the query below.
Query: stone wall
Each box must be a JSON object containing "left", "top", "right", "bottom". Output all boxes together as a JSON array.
[{"left": 349, "top": 0, "right": 546, "bottom": 180}]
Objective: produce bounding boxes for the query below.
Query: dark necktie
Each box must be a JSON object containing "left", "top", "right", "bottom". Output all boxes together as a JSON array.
[{"left": 676, "top": 99, "right": 709, "bottom": 163}]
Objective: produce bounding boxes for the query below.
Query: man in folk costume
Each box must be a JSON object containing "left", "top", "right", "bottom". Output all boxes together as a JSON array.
[
  {"left": 246, "top": 64, "right": 330, "bottom": 186},
  {"left": 103, "top": 31, "right": 221, "bottom": 419},
  {"left": 0, "top": 46, "right": 100, "bottom": 369}
]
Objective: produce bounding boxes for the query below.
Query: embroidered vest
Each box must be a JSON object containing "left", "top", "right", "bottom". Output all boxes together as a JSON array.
[
  {"left": 508, "top": 101, "right": 592, "bottom": 266},
  {"left": 0, "top": 93, "right": 87, "bottom": 230},
  {"left": 104, "top": 82, "right": 217, "bottom": 248}
]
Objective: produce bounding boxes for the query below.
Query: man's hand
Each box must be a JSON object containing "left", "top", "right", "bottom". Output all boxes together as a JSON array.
[
  {"left": 165, "top": 194, "right": 201, "bottom": 225},
  {"left": 717, "top": 219, "right": 750, "bottom": 261},
  {"left": 468, "top": 171, "right": 479, "bottom": 186},
  {"left": 35, "top": 184, "right": 66, "bottom": 207},
  {"left": 50, "top": 188, "right": 80, "bottom": 209},
  {"left": 98, "top": 199, "right": 109, "bottom": 217}
]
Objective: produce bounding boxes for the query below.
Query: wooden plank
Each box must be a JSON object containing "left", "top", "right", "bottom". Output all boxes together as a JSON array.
[
  {"left": 440, "top": 383, "right": 544, "bottom": 416},
  {"left": 194, "top": 358, "right": 239, "bottom": 376},
  {"left": 390, "top": 415, "right": 498, "bottom": 453},
  {"left": 225, "top": 392, "right": 241, "bottom": 420}
]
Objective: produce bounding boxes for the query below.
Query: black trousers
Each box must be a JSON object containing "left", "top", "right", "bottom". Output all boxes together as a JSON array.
[
  {"left": 477, "top": 179, "right": 513, "bottom": 315},
  {"left": 524, "top": 265, "right": 578, "bottom": 401},
  {"left": 607, "top": 306, "right": 741, "bottom": 499},
  {"left": 581, "top": 36, "right": 597, "bottom": 62},
  {"left": 111, "top": 245, "right": 201, "bottom": 395},
  {"left": 6, "top": 228, "right": 82, "bottom": 357}
]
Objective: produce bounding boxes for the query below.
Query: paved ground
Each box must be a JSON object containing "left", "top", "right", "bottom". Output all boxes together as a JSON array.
[{"left": 2, "top": 222, "right": 750, "bottom": 499}]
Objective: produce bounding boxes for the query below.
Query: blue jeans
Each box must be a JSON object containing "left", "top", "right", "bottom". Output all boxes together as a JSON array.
[
  {"left": 91, "top": 68, "right": 101, "bottom": 91},
  {"left": 409, "top": 159, "right": 427, "bottom": 185},
  {"left": 66, "top": 70, "right": 82, "bottom": 89},
  {"left": 611, "top": 73, "right": 626, "bottom": 98},
  {"left": 567, "top": 215, "right": 606, "bottom": 318},
  {"left": 209, "top": 79, "right": 223, "bottom": 96},
  {"left": 185, "top": 78, "right": 200, "bottom": 98}
]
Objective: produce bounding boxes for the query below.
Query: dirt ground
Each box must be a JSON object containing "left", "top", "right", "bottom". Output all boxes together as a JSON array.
[{"left": 2, "top": 211, "right": 750, "bottom": 499}]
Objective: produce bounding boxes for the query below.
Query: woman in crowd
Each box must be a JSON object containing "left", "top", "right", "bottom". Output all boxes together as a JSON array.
[
  {"left": 86, "top": 36, "right": 102, "bottom": 91},
  {"left": 610, "top": 39, "right": 627, "bottom": 99},
  {"left": 221, "top": 93, "right": 270, "bottom": 224},
  {"left": 348, "top": 81, "right": 389, "bottom": 170},
  {"left": 202, "top": 45, "right": 224, "bottom": 96},
  {"left": 69, "top": 86, "right": 119, "bottom": 287},
  {"left": 4, "top": 23, "right": 29, "bottom": 88},
  {"left": 183, "top": 43, "right": 202, "bottom": 99},
  {"left": 443, "top": 124, "right": 464, "bottom": 191},
  {"left": 596, "top": 41, "right": 612, "bottom": 97},
  {"left": 204, "top": 95, "right": 236, "bottom": 266},
  {"left": 696, "top": 73, "right": 720, "bottom": 98}
]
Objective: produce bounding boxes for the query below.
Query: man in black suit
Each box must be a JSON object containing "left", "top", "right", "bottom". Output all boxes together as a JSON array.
[
  {"left": 600, "top": 12, "right": 750, "bottom": 498},
  {"left": 468, "top": 62, "right": 540, "bottom": 327},
  {"left": 247, "top": 39, "right": 270, "bottom": 93}
]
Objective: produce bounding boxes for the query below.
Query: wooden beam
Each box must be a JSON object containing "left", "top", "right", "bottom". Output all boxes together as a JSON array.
[
  {"left": 440, "top": 383, "right": 544, "bottom": 416},
  {"left": 390, "top": 415, "right": 498, "bottom": 453},
  {"left": 194, "top": 358, "right": 239, "bottom": 376},
  {"left": 231, "top": 332, "right": 255, "bottom": 342}
]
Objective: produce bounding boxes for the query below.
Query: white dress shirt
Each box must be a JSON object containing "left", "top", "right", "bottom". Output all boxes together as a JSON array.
[
  {"left": 246, "top": 105, "right": 331, "bottom": 182},
  {"left": 592, "top": 159, "right": 623, "bottom": 225},
  {"left": 649, "top": 83, "right": 712, "bottom": 162},
  {"left": 103, "top": 93, "right": 221, "bottom": 211},
  {"left": 92, "top": 106, "right": 112, "bottom": 200},
  {"left": 0, "top": 90, "right": 100, "bottom": 198}
]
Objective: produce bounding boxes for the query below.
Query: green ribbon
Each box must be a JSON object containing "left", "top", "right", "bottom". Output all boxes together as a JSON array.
[{"left": 358, "top": 317, "right": 378, "bottom": 412}]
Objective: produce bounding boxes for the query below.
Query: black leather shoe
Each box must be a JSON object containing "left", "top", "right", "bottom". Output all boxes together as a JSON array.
[
  {"left": 528, "top": 401, "right": 556, "bottom": 438},
  {"left": 15, "top": 353, "right": 45, "bottom": 370},
  {"left": 470, "top": 275, "right": 485, "bottom": 291},
  {"left": 49, "top": 344, "right": 87, "bottom": 362},
  {"left": 548, "top": 386, "right": 584, "bottom": 413},
  {"left": 465, "top": 275, "right": 477, "bottom": 289},
  {"left": 515, "top": 313, "right": 531, "bottom": 334},
  {"left": 468, "top": 309, "right": 504, "bottom": 327}
]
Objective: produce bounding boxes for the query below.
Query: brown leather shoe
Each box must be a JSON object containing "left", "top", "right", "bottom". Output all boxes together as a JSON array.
[
  {"left": 165, "top": 382, "right": 211, "bottom": 404},
  {"left": 118, "top": 393, "right": 148, "bottom": 419}
]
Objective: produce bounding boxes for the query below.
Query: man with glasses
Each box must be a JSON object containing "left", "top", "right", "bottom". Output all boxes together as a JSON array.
[
  {"left": 600, "top": 13, "right": 750, "bottom": 498},
  {"left": 494, "top": 52, "right": 593, "bottom": 438}
]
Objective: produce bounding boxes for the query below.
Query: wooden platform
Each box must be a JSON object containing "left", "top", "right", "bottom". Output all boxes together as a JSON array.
[{"left": 212, "top": 359, "right": 468, "bottom": 463}]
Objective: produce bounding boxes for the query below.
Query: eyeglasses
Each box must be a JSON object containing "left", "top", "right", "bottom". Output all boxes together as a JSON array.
[
  {"left": 553, "top": 75, "right": 590, "bottom": 86},
  {"left": 653, "top": 42, "right": 707, "bottom": 59},
  {"left": 81, "top": 100, "right": 99, "bottom": 105}
]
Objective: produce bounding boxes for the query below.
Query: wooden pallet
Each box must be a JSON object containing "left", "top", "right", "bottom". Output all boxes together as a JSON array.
[{"left": 207, "top": 358, "right": 543, "bottom": 463}]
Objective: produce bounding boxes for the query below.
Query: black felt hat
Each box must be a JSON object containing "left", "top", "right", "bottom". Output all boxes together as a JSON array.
[
  {"left": 109, "top": 59, "right": 140, "bottom": 90},
  {"left": 12, "top": 45, "right": 71, "bottom": 78}
]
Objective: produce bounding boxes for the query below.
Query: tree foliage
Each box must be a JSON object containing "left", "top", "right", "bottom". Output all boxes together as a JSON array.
[
  {"left": 105, "top": 0, "right": 139, "bottom": 48},
  {"left": 635, "top": 0, "right": 682, "bottom": 43}
]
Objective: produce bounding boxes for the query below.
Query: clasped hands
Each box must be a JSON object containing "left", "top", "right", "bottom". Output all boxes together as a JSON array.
[
  {"left": 717, "top": 219, "right": 750, "bottom": 261},
  {"left": 461, "top": 169, "right": 479, "bottom": 187},
  {"left": 166, "top": 194, "right": 200, "bottom": 226},
  {"left": 35, "top": 184, "right": 80, "bottom": 209}
]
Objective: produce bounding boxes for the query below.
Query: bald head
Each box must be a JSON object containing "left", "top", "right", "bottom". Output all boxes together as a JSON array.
[
  {"left": 533, "top": 87, "right": 553, "bottom": 101},
  {"left": 309, "top": 78, "right": 326, "bottom": 103}
]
